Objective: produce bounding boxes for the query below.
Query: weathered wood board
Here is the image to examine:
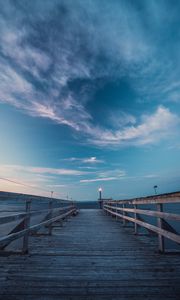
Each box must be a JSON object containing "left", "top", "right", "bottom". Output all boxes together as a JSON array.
[{"left": 0, "top": 209, "right": 180, "bottom": 299}]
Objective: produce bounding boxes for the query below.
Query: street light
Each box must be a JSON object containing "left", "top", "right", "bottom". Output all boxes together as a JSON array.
[
  {"left": 98, "top": 187, "right": 103, "bottom": 209},
  {"left": 98, "top": 187, "right": 102, "bottom": 200},
  {"left": 154, "top": 185, "right": 158, "bottom": 195},
  {"left": 51, "top": 191, "right": 54, "bottom": 199}
]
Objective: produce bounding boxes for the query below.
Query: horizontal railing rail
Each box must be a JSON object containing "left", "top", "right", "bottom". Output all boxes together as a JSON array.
[
  {"left": 0, "top": 205, "right": 73, "bottom": 225},
  {"left": 0, "top": 207, "right": 76, "bottom": 249},
  {"left": 0, "top": 191, "right": 73, "bottom": 203},
  {"left": 103, "top": 191, "right": 180, "bottom": 205},
  {"left": 104, "top": 205, "right": 180, "bottom": 222},
  {"left": 0, "top": 192, "right": 78, "bottom": 254},
  {"left": 102, "top": 191, "right": 180, "bottom": 253}
]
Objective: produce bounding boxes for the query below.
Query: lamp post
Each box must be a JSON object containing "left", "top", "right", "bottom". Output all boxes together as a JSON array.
[
  {"left": 154, "top": 185, "right": 158, "bottom": 195},
  {"left": 98, "top": 187, "right": 102, "bottom": 209},
  {"left": 98, "top": 187, "right": 102, "bottom": 200}
]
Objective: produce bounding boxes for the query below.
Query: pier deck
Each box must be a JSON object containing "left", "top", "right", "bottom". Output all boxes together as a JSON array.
[{"left": 1, "top": 209, "right": 180, "bottom": 299}]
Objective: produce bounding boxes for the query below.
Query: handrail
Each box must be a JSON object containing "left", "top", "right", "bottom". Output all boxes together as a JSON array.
[
  {"left": 103, "top": 191, "right": 180, "bottom": 205},
  {"left": 0, "top": 208, "right": 76, "bottom": 249},
  {"left": 0, "top": 190, "right": 72, "bottom": 203},
  {"left": 104, "top": 204, "right": 180, "bottom": 221},
  {"left": 104, "top": 207, "right": 180, "bottom": 244},
  {"left": 102, "top": 191, "right": 180, "bottom": 253},
  {"left": 0, "top": 198, "right": 78, "bottom": 254},
  {"left": 0, "top": 205, "right": 73, "bottom": 225}
]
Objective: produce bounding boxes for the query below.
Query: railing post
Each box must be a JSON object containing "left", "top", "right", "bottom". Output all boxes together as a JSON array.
[
  {"left": 22, "top": 200, "right": 31, "bottom": 254},
  {"left": 110, "top": 202, "right": 113, "bottom": 217},
  {"left": 63, "top": 206, "right": 68, "bottom": 222},
  {"left": 157, "top": 203, "right": 165, "bottom": 253},
  {"left": 70, "top": 201, "right": 74, "bottom": 216},
  {"left": 111, "top": 202, "right": 114, "bottom": 218},
  {"left": 116, "top": 202, "right": 118, "bottom": 220},
  {"left": 106, "top": 202, "right": 109, "bottom": 215},
  {"left": 102, "top": 200, "right": 104, "bottom": 211},
  {"left": 123, "top": 204, "right": 126, "bottom": 226},
  {"left": 134, "top": 204, "right": 138, "bottom": 234},
  {"left": 104, "top": 202, "right": 107, "bottom": 215},
  {"left": 48, "top": 199, "right": 53, "bottom": 235}
]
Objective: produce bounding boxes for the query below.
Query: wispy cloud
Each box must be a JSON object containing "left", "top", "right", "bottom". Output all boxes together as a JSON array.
[
  {"left": 0, "top": 24, "right": 51, "bottom": 77},
  {"left": 143, "top": 174, "right": 159, "bottom": 179},
  {"left": 80, "top": 169, "right": 126, "bottom": 183},
  {"left": 98, "top": 169, "right": 126, "bottom": 178},
  {"left": 80, "top": 177, "right": 118, "bottom": 183},
  {"left": 87, "top": 106, "right": 179, "bottom": 146},
  {"left": 63, "top": 157, "right": 104, "bottom": 164},
  {"left": 0, "top": 0, "right": 180, "bottom": 149},
  {"left": 0, "top": 164, "right": 84, "bottom": 197},
  {"left": 47, "top": 184, "right": 67, "bottom": 188},
  {"left": 0, "top": 164, "right": 88, "bottom": 176}
]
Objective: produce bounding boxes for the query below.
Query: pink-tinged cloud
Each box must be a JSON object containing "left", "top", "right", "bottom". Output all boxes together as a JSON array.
[{"left": 0, "top": 164, "right": 88, "bottom": 176}]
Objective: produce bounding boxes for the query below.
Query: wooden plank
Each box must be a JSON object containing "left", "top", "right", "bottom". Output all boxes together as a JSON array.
[{"left": 0, "top": 209, "right": 180, "bottom": 300}]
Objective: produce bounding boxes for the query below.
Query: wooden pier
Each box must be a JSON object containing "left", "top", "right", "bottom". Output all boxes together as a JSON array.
[{"left": 0, "top": 191, "right": 180, "bottom": 299}]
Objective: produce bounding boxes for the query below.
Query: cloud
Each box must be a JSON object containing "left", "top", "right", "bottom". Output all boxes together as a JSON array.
[
  {"left": 143, "top": 174, "right": 159, "bottom": 179},
  {"left": 0, "top": 164, "right": 88, "bottom": 176},
  {"left": 0, "top": 176, "right": 67, "bottom": 198},
  {"left": 29, "top": 167, "right": 86, "bottom": 176},
  {"left": 0, "top": 164, "right": 85, "bottom": 197},
  {"left": 63, "top": 157, "right": 104, "bottom": 164},
  {"left": 0, "top": 0, "right": 179, "bottom": 149},
  {"left": 0, "top": 1, "right": 150, "bottom": 110},
  {"left": 80, "top": 177, "right": 118, "bottom": 183},
  {"left": 47, "top": 184, "right": 67, "bottom": 188},
  {"left": 82, "top": 157, "right": 103, "bottom": 164},
  {"left": 87, "top": 106, "right": 179, "bottom": 146},
  {"left": 80, "top": 168, "right": 126, "bottom": 183},
  {"left": 109, "top": 112, "right": 136, "bottom": 129},
  {"left": 0, "top": 24, "right": 51, "bottom": 77},
  {"left": 97, "top": 169, "right": 126, "bottom": 178},
  {"left": 0, "top": 61, "right": 33, "bottom": 107}
]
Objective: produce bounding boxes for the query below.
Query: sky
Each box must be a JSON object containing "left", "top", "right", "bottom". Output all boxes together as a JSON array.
[{"left": 0, "top": 0, "right": 180, "bottom": 201}]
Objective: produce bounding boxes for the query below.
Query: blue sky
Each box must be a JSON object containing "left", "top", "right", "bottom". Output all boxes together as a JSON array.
[{"left": 0, "top": 0, "right": 180, "bottom": 200}]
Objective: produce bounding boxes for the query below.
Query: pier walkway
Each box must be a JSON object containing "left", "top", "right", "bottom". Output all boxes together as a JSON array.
[{"left": 1, "top": 209, "right": 180, "bottom": 300}]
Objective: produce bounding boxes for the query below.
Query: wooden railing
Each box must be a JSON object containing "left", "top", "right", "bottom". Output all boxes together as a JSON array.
[
  {"left": 0, "top": 192, "right": 78, "bottom": 254},
  {"left": 102, "top": 191, "right": 180, "bottom": 253}
]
